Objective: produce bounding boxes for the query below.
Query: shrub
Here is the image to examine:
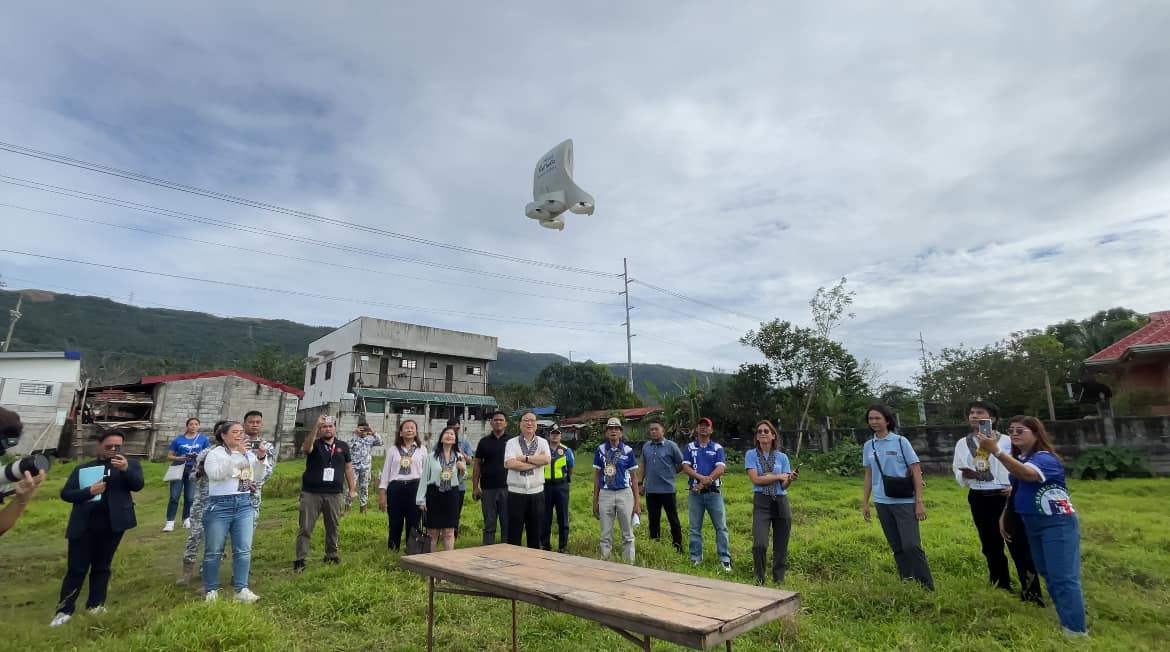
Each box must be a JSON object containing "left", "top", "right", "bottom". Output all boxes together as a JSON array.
[
  {"left": 802, "top": 438, "right": 864, "bottom": 477},
  {"left": 1069, "top": 446, "right": 1153, "bottom": 480}
]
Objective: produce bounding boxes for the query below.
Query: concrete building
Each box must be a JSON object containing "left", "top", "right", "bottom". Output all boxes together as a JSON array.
[
  {"left": 1086, "top": 310, "right": 1170, "bottom": 416},
  {"left": 81, "top": 370, "right": 303, "bottom": 460},
  {"left": 300, "top": 317, "right": 499, "bottom": 447},
  {"left": 0, "top": 351, "right": 82, "bottom": 455}
]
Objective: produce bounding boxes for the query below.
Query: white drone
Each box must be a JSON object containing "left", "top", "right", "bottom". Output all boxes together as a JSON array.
[{"left": 524, "top": 139, "right": 595, "bottom": 231}]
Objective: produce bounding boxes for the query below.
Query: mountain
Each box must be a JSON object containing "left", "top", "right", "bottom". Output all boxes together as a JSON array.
[{"left": 0, "top": 289, "right": 724, "bottom": 396}]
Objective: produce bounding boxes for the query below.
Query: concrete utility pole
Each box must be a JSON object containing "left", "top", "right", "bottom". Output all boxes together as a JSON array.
[
  {"left": 2, "top": 293, "right": 23, "bottom": 352},
  {"left": 622, "top": 257, "right": 634, "bottom": 393}
]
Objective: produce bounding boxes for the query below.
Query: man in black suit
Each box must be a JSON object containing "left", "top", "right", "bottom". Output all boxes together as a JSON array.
[{"left": 51, "top": 429, "right": 144, "bottom": 627}]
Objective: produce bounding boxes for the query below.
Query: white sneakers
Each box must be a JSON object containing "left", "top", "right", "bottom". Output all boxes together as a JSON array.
[
  {"left": 163, "top": 521, "right": 175, "bottom": 532},
  {"left": 720, "top": 560, "right": 733, "bottom": 572},
  {"left": 204, "top": 590, "right": 218, "bottom": 602},
  {"left": 49, "top": 612, "right": 71, "bottom": 627},
  {"left": 235, "top": 588, "right": 261, "bottom": 604},
  {"left": 182, "top": 518, "right": 192, "bottom": 529},
  {"left": 89, "top": 605, "right": 107, "bottom": 615}
]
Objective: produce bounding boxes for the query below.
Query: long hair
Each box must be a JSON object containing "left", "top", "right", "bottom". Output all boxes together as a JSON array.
[
  {"left": 432, "top": 426, "right": 459, "bottom": 459},
  {"left": 754, "top": 419, "right": 780, "bottom": 453},
  {"left": 864, "top": 404, "right": 897, "bottom": 433},
  {"left": 395, "top": 419, "right": 419, "bottom": 449},
  {"left": 1007, "top": 415, "right": 1061, "bottom": 461}
]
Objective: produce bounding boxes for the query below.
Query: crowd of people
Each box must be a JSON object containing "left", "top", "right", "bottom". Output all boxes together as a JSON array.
[{"left": 30, "top": 401, "right": 1086, "bottom": 637}]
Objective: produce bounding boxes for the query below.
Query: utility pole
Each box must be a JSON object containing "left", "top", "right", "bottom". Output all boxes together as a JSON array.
[
  {"left": 622, "top": 257, "right": 634, "bottom": 393},
  {"left": 918, "top": 331, "right": 930, "bottom": 376},
  {"left": 568, "top": 350, "right": 574, "bottom": 363},
  {"left": 1044, "top": 370, "right": 1056, "bottom": 421},
  {"left": 2, "top": 293, "right": 23, "bottom": 352}
]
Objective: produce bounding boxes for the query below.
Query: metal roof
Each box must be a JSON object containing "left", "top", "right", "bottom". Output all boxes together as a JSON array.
[{"left": 355, "top": 387, "right": 498, "bottom": 407}]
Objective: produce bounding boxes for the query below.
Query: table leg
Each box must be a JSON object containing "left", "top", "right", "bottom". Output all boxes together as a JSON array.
[
  {"left": 726, "top": 641, "right": 732, "bottom": 651},
  {"left": 427, "top": 576, "right": 435, "bottom": 652},
  {"left": 512, "top": 598, "right": 518, "bottom": 651},
  {"left": 642, "top": 634, "right": 651, "bottom": 651}
]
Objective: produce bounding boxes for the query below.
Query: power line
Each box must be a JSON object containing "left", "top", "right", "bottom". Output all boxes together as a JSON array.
[
  {"left": 0, "top": 175, "right": 618, "bottom": 295},
  {"left": 0, "top": 248, "right": 624, "bottom": 334},
  {"left": 0, "top": 140, "right": 620, "bottom": 277},
  {"left": 630, "top": 278, "right": 762, "bottom": 323},
  {"left": 631, "top": 294, "right": 744, "bottom": 332},
  {"left": 0, "top": 202, "right": 625, "bottom": 309}
]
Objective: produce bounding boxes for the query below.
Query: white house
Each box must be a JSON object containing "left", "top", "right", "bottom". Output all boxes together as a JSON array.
[
  {"left": 0, "top": 351, "right": 82, "bottom": 455},
  {"left": 300, "top": 317, "right": 499, "bottom": 447}
]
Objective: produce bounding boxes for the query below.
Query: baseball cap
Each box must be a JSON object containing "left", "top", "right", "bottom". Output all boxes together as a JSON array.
[
  {"left": 697, "top": 417, "right": 712, "bottom": 427},
  {"left": 550, "top": 426, "right": 562, "bottom": 434},
  {"left": 605, "top": 417, "right": 623, "bottom": 429},
  {"left": 321, "top": 416, "right": 335, "bottom": 426}
]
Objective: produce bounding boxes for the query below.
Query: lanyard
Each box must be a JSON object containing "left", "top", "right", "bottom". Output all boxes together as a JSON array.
[{"left": 321, "top": 441, "right": 337, "bottom": 467}]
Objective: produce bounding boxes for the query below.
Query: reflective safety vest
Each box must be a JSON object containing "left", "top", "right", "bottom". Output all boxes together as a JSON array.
[{"left": 545, "top": 446, "right": 571, "bottom": 482}]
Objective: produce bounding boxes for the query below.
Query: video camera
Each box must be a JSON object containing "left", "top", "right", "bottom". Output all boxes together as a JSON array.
[{"left": 0, "top": 408, "right": 52, "bottom": 504}]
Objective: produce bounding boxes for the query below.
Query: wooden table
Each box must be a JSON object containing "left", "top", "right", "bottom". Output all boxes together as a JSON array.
[{"left": 400, "top": 544, "right": 800, "bottom": 651}]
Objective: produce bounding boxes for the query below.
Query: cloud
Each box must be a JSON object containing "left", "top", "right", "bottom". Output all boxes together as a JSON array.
[{"left": 2, "top": 2, "right": 1169, "bottom": 389}]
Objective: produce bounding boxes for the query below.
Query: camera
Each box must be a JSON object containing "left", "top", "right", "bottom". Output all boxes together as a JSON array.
[{"left": 0, "top": 408, "right": 52, "bottom": 503}]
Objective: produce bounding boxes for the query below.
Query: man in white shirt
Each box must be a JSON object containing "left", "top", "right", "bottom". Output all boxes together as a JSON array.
[
  {"left": 503, "top": 411, "right": 551, "bottom": 548},
  {"left": 952, "top": 400, "right": 1041, "bottom": 604}
]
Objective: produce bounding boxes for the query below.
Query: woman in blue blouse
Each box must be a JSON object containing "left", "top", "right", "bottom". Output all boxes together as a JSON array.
[
  {"left": 976, "top": 415, "right": 1086, "bottom": 636},
  {"left": 745, "top": 419, "right": 796, "bottom": 586}
]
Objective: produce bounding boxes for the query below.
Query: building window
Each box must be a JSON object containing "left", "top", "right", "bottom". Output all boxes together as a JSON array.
[
  {"left": 467, "top": 366, "right": 482, "bottom": 376},
  {"left": 400, "top": 359, "right": 417, "bottom": 369},
  {"left": 325, "top": 361, "right": 333, "bottom": 380},
  {"left": 310, "top": 367, "right": 317, "bottom": 385},
  {"left": 429, "top": 361, "right": 438, "bottom": 369},
  {"left": 18, "top": 382, "right": 53, "bottom": 396}
]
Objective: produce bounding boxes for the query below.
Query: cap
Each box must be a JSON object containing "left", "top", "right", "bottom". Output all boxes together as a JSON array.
[
  {"left": 446, "top": 418, "right": 461, "bottom": 427},
  {"left": 605, "top": 417, "right": 623, "bottom": 429},
  {"left": 697, "top": 417, "right": 712, "bottom": 427},
  {"left": 321, "top": 416, "right": 335, "bottom": 426},
  {"left": 550, "top": 426, "right": 562, "bottom": 434}
]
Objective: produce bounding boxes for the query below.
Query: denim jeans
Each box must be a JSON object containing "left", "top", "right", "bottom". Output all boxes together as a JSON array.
[
  {"left": 202, "top": 493, "right": 255, "bottom": 592},
  {"left": 167, "top": 468, "right": 197, "bottom": 521},
  {"left": 1021, "top": 513, "right": 1086, "bottom": 633},
  {"left": 688, "top": 491, "right": 730, "bottom": 562}
]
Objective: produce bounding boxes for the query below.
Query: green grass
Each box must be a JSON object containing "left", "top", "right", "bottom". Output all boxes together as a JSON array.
[{"left": 1, "top": 460, "right": 1166, "bottom": 651}]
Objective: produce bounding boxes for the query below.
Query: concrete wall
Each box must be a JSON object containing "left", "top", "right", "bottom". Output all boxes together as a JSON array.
[
  {"left": 152, "top": 375, "right": 300, "bottom": 459},
  {"left": 352, "top": 350, "right": 490, "bottom": 395},
  {"left": 0, "top": 356, "right": 81, "bottom": 455},
  {"left": 727, "top": 416, "right": 1170, "bottom": 475},
  {"left": 295, "top": 403, "right": 492, "bottom": 458},
  {"left": 358, "top": 318, "right": 498, "bottom": 360}
]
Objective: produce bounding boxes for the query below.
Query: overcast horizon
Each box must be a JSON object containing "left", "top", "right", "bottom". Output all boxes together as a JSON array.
[{"left": 3, "top": 2, "right": 1170, "bottom": 387}]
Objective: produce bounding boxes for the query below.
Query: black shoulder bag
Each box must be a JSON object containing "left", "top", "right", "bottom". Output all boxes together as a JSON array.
[{"left": 872, "top": 435, "right": 916, "bottom": 499}]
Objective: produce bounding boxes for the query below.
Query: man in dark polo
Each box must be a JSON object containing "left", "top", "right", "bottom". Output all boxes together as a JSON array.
[
  {"left": 473, "top": 410, "right": 511, "bottom": 545},
  {"left": 294, "top": 415, "right": 357, "bottom": 571}
]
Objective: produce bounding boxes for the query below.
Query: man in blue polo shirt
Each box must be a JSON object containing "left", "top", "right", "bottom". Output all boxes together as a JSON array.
[
  {"left": 592, "top": 417, "right": 641, "bottom": 562},
  {"left": 682, "top": 417, "right": 731, "bottom": 571},
  {"left": 639, "top": 418, "right": 684, "bottom": 553}
]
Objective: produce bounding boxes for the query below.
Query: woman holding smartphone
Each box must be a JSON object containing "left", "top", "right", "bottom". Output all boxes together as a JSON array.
[
  {"left": 745, "top": 419, "right": 796, "bottom": 585},
  {"left": 416, "top": 426, "right": 467, "bottom": 552},
  {"left": 201, "top": 421, "right": 265, "bottom": 603},
  {"left": 976, "top": 416, "right": 1086, "bottom": 636}
]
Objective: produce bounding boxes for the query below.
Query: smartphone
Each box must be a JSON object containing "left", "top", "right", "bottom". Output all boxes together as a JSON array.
[
  {"left": 978, "top": 419, "right": 993, "bottom": 436},
  {"left": 249, "top": 440, "right": 261, "bottom": 450}
]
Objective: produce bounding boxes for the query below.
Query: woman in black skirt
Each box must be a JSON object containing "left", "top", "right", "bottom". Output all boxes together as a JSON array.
[{"left": 415, "top": 426, "right": 467, "bottom": 552}]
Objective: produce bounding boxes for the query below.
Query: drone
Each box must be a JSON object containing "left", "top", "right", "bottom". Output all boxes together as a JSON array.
[{"left": 524, "top": 139, "right": 595, "bottom": 231}]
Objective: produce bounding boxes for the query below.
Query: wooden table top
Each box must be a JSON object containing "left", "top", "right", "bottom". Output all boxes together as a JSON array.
[{"left": 400, "top": 544, "right": 800, "bottom": 650}]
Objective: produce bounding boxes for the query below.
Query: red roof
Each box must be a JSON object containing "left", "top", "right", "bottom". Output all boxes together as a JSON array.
[
  {"left": 1086, "top": 311, "right": 1170, "bottom": 364},
  {"left": 139, "top": 369, "right": 305, "bottom": 398},
  {"left": 559, "top": 406, "right": 662, "bottom": 426}
]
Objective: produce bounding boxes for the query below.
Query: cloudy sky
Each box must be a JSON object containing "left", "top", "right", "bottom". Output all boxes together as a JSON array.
[{"left": 2, "top": 2, "right": 1169, "bottom": 386}]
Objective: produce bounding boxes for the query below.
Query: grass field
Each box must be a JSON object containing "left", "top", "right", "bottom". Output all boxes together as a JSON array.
[{"left": 1, "top": 457, "right": 1167, "bottom": 651}]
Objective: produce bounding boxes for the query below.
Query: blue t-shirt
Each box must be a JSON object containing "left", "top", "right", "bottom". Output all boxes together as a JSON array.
[
  {"left": 683, "top": 440, "right": 726, "bottom": 488},
  {"left": 641, "top": 439, "right": 684, "bottom": 494},
  {"left": 745, "top": 448, "right": 791, "bottom": 495},
  {"left": 862, "top": 434, "right": 919, "bottom": 505},
  {"left": 457, "top": 439, "right": 474, "bottom": 490},
  {"left": 593, "top": 441, "right": 638, "bottom": 490},
  {"left": 169, "top": 433, "right": 211, "bottom": 467},
  {"left": 1012, "top": 451, "right": 1076, "bottom": 516}
]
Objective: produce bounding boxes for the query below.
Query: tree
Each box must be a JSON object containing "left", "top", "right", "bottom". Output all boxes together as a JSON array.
[
  {"left": 646, "top": 377, "right": 706, "bottom": 437},
  {"left": 535, "top": 362, "right": 641, "bottom": 417},
  {"left": 1046, "top": 308, "right": 1148, "bottom": 358},
  {"left": 491, "top": 382, "right": 553, "bottom": 415},
  {"left": 237, "top": 344, "right": 306, "bottom": 389}
]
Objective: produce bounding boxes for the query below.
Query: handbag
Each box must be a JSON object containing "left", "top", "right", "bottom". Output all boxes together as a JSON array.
[
  {"left": 405, "top": 512, "right": 431, "bottom": 555},
  {"left": 872, "top": 436, "right": 916, "bottom": 499},
  {"left": 162, "top": 464, "right": 186, "bottom": 482}
]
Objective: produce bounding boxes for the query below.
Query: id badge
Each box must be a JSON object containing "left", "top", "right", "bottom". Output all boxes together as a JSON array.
[
  {"left": 440, "top": 470, "right": 453, "bottom": 482},
  {"left": 400, "top": 456, "right": 412, "bottom": 469},
  {"left": 322, "top": 467, "right": 335, "bottom": 482},
  {"left": 604, "top": 464, "right": 616, "bottom": 479}
]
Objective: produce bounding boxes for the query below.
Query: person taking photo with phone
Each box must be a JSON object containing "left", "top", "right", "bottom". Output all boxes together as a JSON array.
[
  {"left": 51, "top": 429, "right": 144, "bottom": 627},
  {"left": 201, "top": 421, "right": 266, "bottom": 603},
  {"left": 163, "top": 417, "right": 211, "bottom": 532}
]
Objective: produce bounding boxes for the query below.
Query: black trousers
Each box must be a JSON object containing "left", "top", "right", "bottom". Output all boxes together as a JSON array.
[
  {"left": 57, "top": 526, "right": 125, "bottom": 615},
  {"left": 541, "top": 482, "right": 570, "bottom": 551},
  {"left": 387, "top": 480, "right": 421, "bottom": 550},
  {"left": 506, "top": 491, "right": 544, "bottom": 549},
  {"left": 646, "top": 492, "right": 682, "bottom": 549},
  {"left": 968, "top": 490, "right": 1042, "bottom": 603}
]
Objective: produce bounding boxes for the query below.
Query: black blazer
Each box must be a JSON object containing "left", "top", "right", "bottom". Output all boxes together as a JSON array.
[{"left": 60, "top": 458, "right": 145, "bottom": 539}]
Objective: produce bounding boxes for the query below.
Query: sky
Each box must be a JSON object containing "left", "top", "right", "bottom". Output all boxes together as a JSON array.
[{"left": 2, "top": 2, "right": 1169, "bottom": 387}]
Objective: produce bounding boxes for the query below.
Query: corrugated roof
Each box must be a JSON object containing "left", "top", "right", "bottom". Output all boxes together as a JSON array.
[
  {"left": 559, "top": 406, "right": 662, "bottom": 425},
  {"left": 1086, "top": 311, "right": 1170, "bottom": 364},
  {"left": 139, "top": 369, "right": 305, "bottom": 398},
  {"left": 355, "top": 387, "right": 498, "bottom": 407}
]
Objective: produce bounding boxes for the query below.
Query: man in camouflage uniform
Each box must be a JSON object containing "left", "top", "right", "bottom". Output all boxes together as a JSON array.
[
  {"left": 178, "top": 430, "right": 217, "bottom": 585},
  {"left": 243, "top": 410, "right": 276, "bottom": 526},
  {"left": 347, "top": 421, "right": 382, "bottom": 513}
]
